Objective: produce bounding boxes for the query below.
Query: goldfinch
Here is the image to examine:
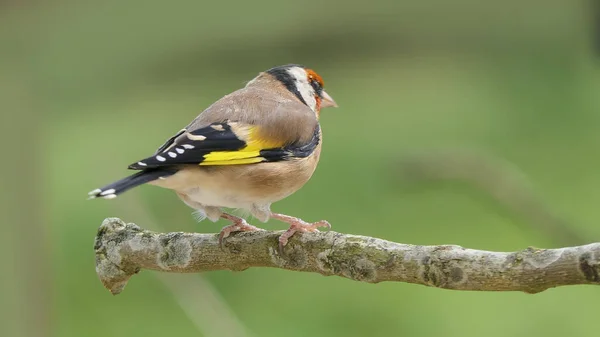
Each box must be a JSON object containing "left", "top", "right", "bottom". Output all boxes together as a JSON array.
[{"left": 89, "top": 64, "right": 337, "bottom": 250}]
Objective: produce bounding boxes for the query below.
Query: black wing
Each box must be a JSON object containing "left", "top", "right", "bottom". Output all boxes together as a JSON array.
[{"left": 128, "top": 122, "right": 320, "bottom": 170}]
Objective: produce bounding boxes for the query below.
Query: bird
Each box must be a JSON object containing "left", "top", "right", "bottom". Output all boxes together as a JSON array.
[{"left": 88, "top": 64, "right": 338, "bottom": 251}]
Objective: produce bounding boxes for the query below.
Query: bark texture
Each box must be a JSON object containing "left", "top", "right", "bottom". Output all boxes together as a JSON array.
[{"left": 95, "top": 218, "right": 600, "bottom": 295}]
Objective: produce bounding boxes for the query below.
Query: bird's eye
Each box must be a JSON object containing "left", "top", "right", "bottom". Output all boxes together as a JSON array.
[
  {"left": 309, "top": 79, "right": 323, "bottom": 96},
  {"left": 305, "top": 69, "right": 325, "bottom": 96}
]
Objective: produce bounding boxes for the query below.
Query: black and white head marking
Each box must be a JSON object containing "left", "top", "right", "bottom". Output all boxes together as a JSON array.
[{"left": 265, "top": 65, "right": 318, "bottom": 112}]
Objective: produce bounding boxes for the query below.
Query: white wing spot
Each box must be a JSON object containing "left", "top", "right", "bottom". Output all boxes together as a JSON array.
[
  {"left": 137, "top": 161, "right": 147, "bottom": 166},
  {"left": 100, "top": 189, "right": 116, "bottom": 196},
  {"left": 210, "top": 124, "right": 225, "bottom": 131},
  {"left": 103, "top": 194, "right": 117, "bottom": 199},
  {"left": 187, "top": 133, "right": 207, "bottom": 141},
  {"left": 182, "top": 144, "right": 195, "bottom": 149},
  {"left": 156, "top": 155, "right": 166, "bottom": 162},
  {"left": 175, "top": 148, "right": 184, "bottom": 154},
  {"left": 168, "top": 152, "right": 177, "bottom": 158}
]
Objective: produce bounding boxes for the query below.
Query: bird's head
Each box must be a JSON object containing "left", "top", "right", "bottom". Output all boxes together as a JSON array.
[{"left": 252, "top": 64, "right": 337, "bottom": 115}]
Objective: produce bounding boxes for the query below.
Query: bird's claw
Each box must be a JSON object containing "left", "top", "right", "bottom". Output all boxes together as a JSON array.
[
  {"left": 218, "top": 221, "right": 263, "bottom": 250},
  {"left": 278, "top": 219, "right": 331, "bottom": 255}
]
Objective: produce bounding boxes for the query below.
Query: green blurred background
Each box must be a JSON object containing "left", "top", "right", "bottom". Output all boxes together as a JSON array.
[{"left": 2, "top": 0, "right": 599, "bottom": 336}]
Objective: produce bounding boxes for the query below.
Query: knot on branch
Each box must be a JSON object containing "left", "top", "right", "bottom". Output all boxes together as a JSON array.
[
  {"left": 94, "top": 218, "right": 143, "bottom": 294},
  {"left": 579, "top": 252, "right": 600, "bottom": 283}
]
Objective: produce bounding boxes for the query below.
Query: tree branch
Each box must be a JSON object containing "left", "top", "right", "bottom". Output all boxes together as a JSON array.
[{"left": 95, "top": 218, "right": 600, "bottom": 295}]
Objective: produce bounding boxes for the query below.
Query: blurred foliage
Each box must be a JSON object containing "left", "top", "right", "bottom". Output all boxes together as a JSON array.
[{"left": 1, "top": 0, "right": 599, "bottom": 336}]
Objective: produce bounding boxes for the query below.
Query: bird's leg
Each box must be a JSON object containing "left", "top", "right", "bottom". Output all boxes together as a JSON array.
[
  {"left": 218, "top": 213, "right": 264, "bottom": 248},
  {"left": 270, "top": 213, "right": 331, "bottom": 252}
]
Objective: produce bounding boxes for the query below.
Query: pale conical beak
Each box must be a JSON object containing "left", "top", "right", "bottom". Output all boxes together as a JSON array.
[{"left": 321, "top": 90, "right": 338, "bottom": 108}]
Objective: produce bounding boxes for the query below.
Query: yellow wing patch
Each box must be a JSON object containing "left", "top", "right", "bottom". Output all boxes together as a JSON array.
[
  {"left": 199, "top": 157, "right": 264, "bottom": 166},
  {"left": 199, "top": 126, "right": 284, "bottom": 166}
]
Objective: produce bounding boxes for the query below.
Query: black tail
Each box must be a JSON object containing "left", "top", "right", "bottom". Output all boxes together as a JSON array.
[{"left": 88, "top": 169, "right": 176, "bottom": 199}]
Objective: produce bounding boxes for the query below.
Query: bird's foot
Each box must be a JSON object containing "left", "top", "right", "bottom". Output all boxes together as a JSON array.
[
  {"left": 218, "top": 213, "right": 264, "bottom": 249},
  {"left": 270, "top": 213, "right": 331, "bottom": 253}
]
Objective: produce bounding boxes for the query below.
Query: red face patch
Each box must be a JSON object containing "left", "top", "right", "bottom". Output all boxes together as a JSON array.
[
  {"left": 305, "top": 69, "right": 324, "bottom": 115},
  {"left": 305, "top": 69, "right": 324, "bottom": 88}
]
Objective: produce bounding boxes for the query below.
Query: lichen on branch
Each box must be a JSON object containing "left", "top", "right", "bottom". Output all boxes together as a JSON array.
[{"left": 94, "top": 218, "right": 600, "bottom": 295}]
